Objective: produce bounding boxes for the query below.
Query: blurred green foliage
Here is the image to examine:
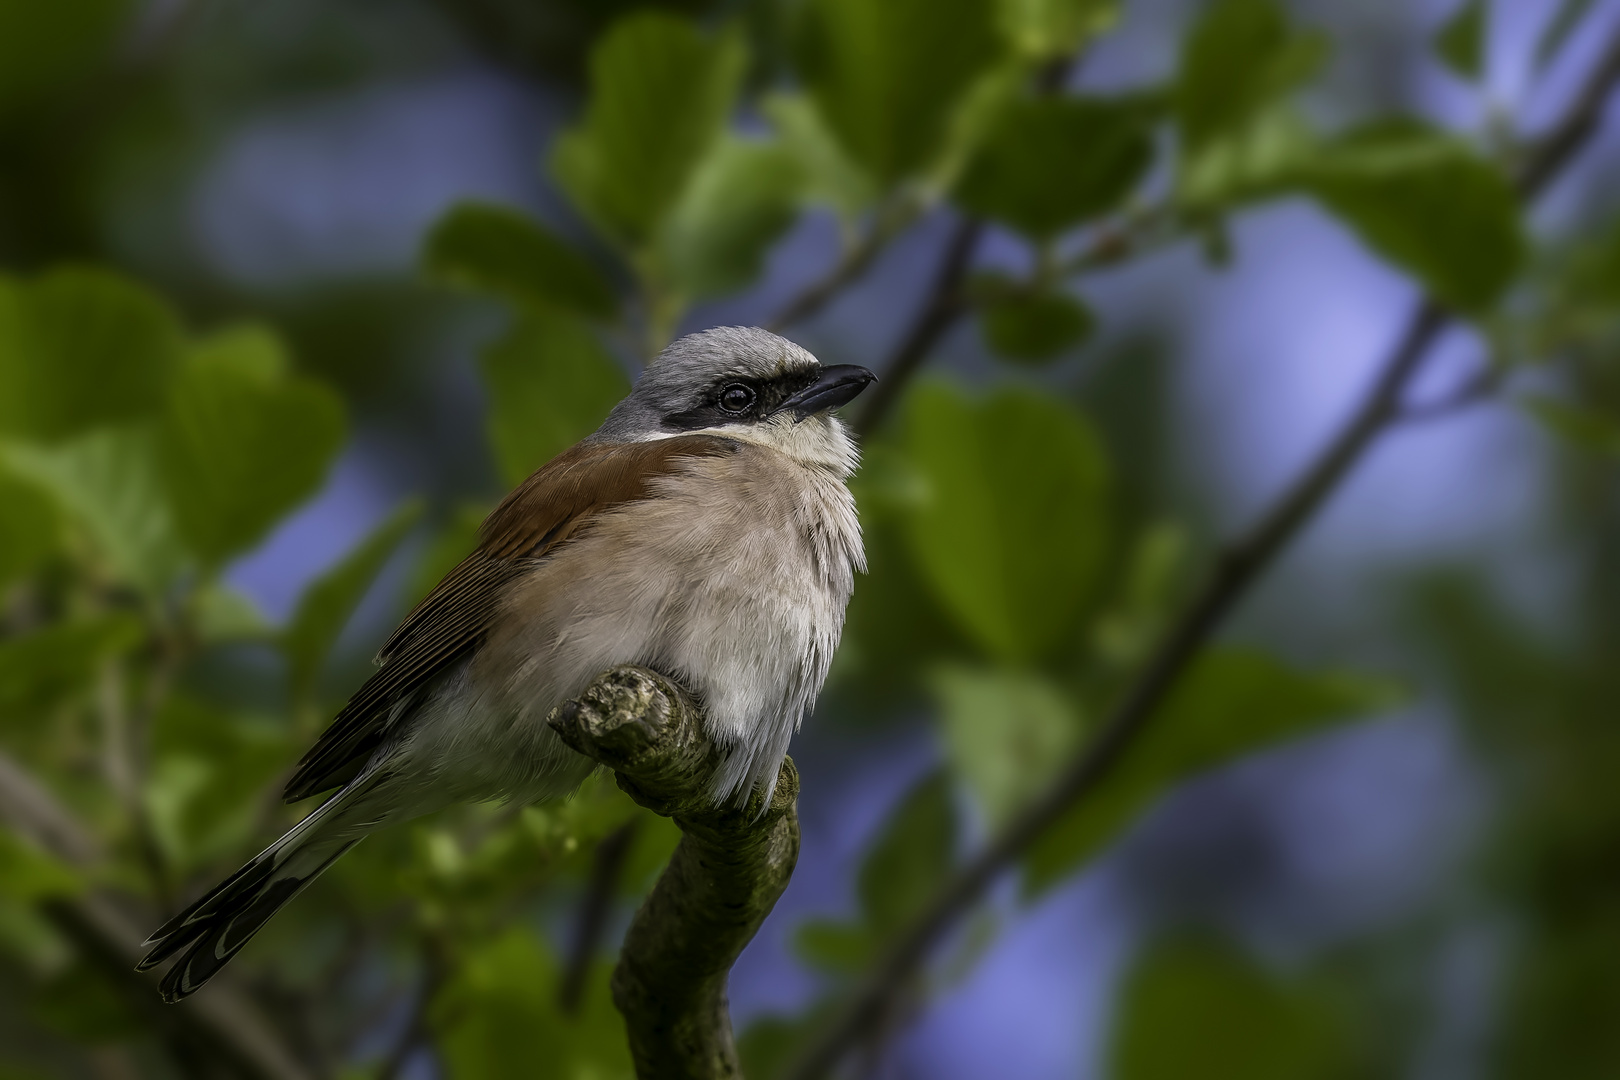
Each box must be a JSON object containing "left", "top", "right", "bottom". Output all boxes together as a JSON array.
[
  {"left": 1111, "top": 937, "right": 1364, "bottom": 1080},
  {"left": 2, "top": 0, "right": 1618, "bottom": 1077}
]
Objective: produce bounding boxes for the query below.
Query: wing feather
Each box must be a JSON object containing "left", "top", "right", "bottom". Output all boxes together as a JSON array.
[{"left": 281, "top": 435, "right": 739, "bottom": 802}]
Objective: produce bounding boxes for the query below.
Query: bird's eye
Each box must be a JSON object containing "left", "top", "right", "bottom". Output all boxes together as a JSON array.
[{"left": 718, "top": 383, "right": 756, "bottom": 414}]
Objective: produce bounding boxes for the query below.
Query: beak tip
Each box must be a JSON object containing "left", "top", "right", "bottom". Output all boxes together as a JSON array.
[{"left": 778, "top": 364, "right": 878, "bottom": 419}]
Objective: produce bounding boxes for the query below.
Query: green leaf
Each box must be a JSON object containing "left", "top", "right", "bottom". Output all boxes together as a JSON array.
[
  {"left": 858, "top": 770, "right": 958, "bottom": 933},
  {"left": 1174, "top": 105, "right": 1316, "bottom": 211},
  {"left": 1522, "top": 396, "right": 1620, "bottom": 455},
  {"left": 1111, "top": 938, "right": 1351, "bottom": 1080},
  {"left": 147, "top": 695, "right": 292, "bottom": 869},
  {"left": 954, "top": 96, "right": 1155, "bottom": 238},
  {"left": 142, "top": 755, "right": 215, "bottom": 869},
  {"left": 432, "top": 926, "right": 633, "bottom": 1080},
  {"left": 1024, "top": 648, "right": 1401, "bottom": 895},
  {"left": 740, "top": 1013, "right": 826, "bottom": 1080},
  {"left": 977, "top": 285, "right": 1096, "bottom": 363},
  {"left": 190, "top": 582, "right": 270, "bottom": 643},
  {"left": 0, "top": 830, "right": 83, "bottom": 901},
  {"left": 1300, "top": 119, "right": 1525, "bottom": 312},
  {"left": 2, "top": 425, "right": 186, "bottom": 591},
  {"left": 1434, "top": 0, "right": 1486, "bottom": 80},
  {"left": 423, "top": 202, "right": 617, "bottom": 318},
  {"left": 0, "top": 268, "right": 184, "bottom": 443},
  {"left": 0, "top": 0, "right": 125, "bottom": 121},
  {"left": 901, "top": 383, "right": 1110, "bottom": 662},
  {"left": 792, "top": 919, "right": 873, "bottom": 974},
  {"left": 997, "top": 0, "right": 1119, "bottom": 59},
  {"left": 658, "top": 137, "right": 808, "bottom": 299},
  {"left": 832, "top": 448, "right": 977, "bottom": 705},
  {"left": 1174, "top": 0, "right": 1326, "bottom": 153},
  {"left": 283, "top": 499, "right": 424, "bottom": 700},
  {"left": 795, "top": 0, "right": 1003, "bottom": 183},
  {"left": 481, "top": 313, "right": 629, "bottom": 486},
  {"left": 763, "top": 92, "right": 878, "bottom": 221},
  {"left": 0, "top": 615, "right": 143, "bottom": 721},
  {"left": 934, "top": 666, "right": 1083, "bottom": 824},
  {"left": 0, "top": 895, "right": 70, "bottom": 972},
  {"left": 0, "top": 468, "right": 57, "bottom": 589},
  {"left": 1091, "top": 523, "right": 1189, "bottom": 666},
  {"left": 159, "top": 326, "right": 346, "bottom": 565},
  {"left": 29, "top": 961, "right": 143, "bottom": 1042},
  {"left": 788, "top": 770, "right": 960, "bottom": 972},
  {"left": 552, "top": 14, "right": 746, "bottom": 247}
]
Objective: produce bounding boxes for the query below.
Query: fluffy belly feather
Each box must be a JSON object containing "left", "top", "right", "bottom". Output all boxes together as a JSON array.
[{"left": 390, "top": 443, "right": 863, "bottom": 810}]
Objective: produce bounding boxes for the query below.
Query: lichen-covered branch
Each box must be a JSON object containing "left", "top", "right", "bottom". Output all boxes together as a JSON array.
[{"left": 548, "top": 667, "right": 800, "bottom": 1080}]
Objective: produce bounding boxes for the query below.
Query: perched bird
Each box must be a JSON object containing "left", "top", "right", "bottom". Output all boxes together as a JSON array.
[{"left": 138, "top": 326, "right": 873, "bottom": 1001}]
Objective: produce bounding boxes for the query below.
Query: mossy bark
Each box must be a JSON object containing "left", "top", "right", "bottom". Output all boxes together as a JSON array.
[{"left": 548, "top": 667, "right": 799, "bottom": 1080}]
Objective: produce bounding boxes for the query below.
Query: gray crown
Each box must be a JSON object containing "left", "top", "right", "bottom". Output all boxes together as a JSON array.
[{"left": 593, "top": 327, "right": 820, "bottom": 442}]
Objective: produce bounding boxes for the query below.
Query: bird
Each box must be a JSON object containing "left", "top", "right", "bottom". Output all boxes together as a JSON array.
[{"left": 137, "top": 326, "right": 873, "bottom": 1002}]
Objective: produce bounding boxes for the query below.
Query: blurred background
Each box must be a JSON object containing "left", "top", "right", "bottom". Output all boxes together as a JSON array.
[{"left": 3, "top": 0, "right": 1620, "bottom": 1077}]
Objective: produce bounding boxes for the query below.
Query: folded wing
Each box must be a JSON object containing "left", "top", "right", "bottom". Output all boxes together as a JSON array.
[{"left": 281, "top": 434, "right": 740, "bottom": 802}]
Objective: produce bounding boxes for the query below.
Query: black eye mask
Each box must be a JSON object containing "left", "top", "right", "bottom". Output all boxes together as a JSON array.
[{"left": 660, "top": 369, "right": 821, "bottom": 432}]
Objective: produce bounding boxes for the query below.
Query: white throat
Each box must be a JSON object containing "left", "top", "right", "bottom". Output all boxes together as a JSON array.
[{"left": 640, "top": 414, "right": 861, "bottom": 477}]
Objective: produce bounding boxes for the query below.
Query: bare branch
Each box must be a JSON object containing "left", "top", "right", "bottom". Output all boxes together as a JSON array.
[
  {"left": 767, "top": 213, "right": 906, "bottom": 334},
  {"left": 549, "top": 667, "right": 799, "bottom": 1080},
  {"left": 1399, "top": 362, "right": 1506, "bottom": 423},
  {"left": 0, "top": 748, "right": 314, "bottom": 1080},
  {"left": 1514, "top": 26, "right": 1620, "bottom": 198},
  {"left": 853, "top": 218, "right": 982, "bottom": 440},
  {"left": 781, "top": 22, "right": 1620, "bottom": 1080},
  {"left": 1058, "top": 205, "right": 1178, "bottom": 276},
  {"left": 0, "top": 748, "right": 102, "bottom": 864},
  {"left": 559, "top": 818, "right": 639, "bottom": 1013},
  {"left": 375, "top": 939, "right": 448, "bottom": 1080}
]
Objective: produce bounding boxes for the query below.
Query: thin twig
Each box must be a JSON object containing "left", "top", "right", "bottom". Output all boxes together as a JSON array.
[
  {"left": 767, "top": 212, "right": 909, "bottom": 333},
  {"left": 375, "top": 941, "right": 448, "bottom": 1080},
  {"left": 781, "top": 301, "right": 1449, "bottom": 1080},
  {"left": 851, "top": 203, "right": 1181, "bottom": 441},
  {"left": 766, "top": 62, "right": 1074, "bottom": 348},
  {"left": 97, "top": 659, "right": 136, "bottom": 807},
  {"left": 852, "top": 219, "right": 983, "bottom": 439},
  {"left": 842, "top": 51, "right": 1089, "bottom": 441},
  {"left": 1060, "top": 204, "right": 1178, "bottom": 276},
  {"left": 0, "top": 748, "right": 314, "bottom": 1080},
  {"left": 781, "top": 24, "right": 1620, "bottom": 1080},
  {"left": 1399, "top": 363, "right": 1507, "bottom": 423},
  {"left": 1514, "top": 26, "right": 1620, "bottom": 198},
  {"left": 559, "top": 818, "right": 640, "bottom": 1013},
  {"left": 103, "top": 636, "right": 180, "bottom": 910}
]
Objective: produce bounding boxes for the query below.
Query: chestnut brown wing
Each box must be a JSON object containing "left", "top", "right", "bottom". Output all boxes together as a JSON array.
[{"left": 281, "top": 435, "right": 739, "bottom": 802}]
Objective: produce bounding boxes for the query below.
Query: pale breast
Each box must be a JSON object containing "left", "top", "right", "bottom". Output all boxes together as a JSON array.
[{"left": 467, "top": 442, "right": 863, "bottom": 804}]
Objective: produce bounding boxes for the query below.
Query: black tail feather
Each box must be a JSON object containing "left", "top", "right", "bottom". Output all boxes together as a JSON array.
[
  {"left": 136, "top": 857, "right": 279, "bottom": 969},
  {"left": 139, "top": 835, "right": 358, "bottom": 1001}
]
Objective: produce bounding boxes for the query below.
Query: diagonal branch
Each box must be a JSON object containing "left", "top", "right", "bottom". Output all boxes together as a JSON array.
[
  {"left": 548, "top": 667, "right": 800, "bottom": 1080},
  {"left": 848, "top": 52, "right": 1085, "bottom": 440},
  {"left": 852, "top": 218, "right": 982, "bottom": 440},
  {"left": 781, "top": 24, "right": 1620, "bottom": 1080},
  {"left": 0, "top": 750, "right": 314, "bottom": 1080},
  {"left": 559, "top": 818, "right": 640, "bottom": 1014},
  {"left": 767, "top": 210, "right": 910, "bottom": 334}
]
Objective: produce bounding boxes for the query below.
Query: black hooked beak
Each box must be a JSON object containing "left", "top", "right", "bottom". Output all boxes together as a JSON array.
[{"left": 775, "top": 365, "right": 877, "bottom": 421}]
